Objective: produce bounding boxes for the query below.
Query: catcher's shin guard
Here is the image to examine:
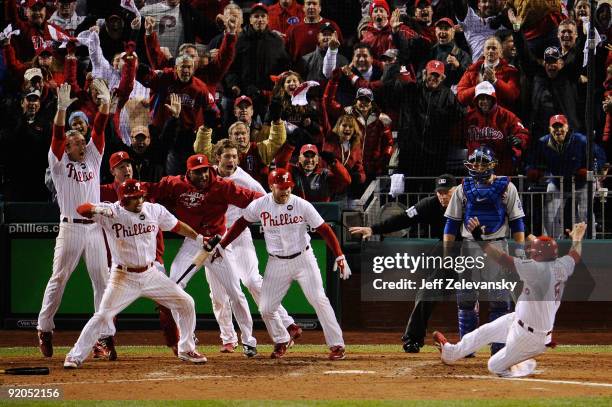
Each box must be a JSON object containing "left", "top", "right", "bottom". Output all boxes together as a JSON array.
[
  {"left": 489, "top": 300, "right": 511, "bottom": 355},
  {"left": 458, "top": 304, "right": 479, "bottom": 339},
  {"left": 158, "top": 304, "right": 179, "bottom": 349}
]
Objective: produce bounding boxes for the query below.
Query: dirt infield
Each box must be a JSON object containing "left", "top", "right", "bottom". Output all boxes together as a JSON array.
[{"left": 2, "top": 330, "right": 612, "bottom": 400}]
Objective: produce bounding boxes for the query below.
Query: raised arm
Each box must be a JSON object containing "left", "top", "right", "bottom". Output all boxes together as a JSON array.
[{"left": 51, "top": 83, "right": 79, "bottom": 160}]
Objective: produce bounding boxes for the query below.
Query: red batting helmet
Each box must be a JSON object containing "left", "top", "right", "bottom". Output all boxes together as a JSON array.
[
  {"left": 118, "top": 179, "right": 146, "bottom": 205},
  {"left": 527, "top": 236, "right": 558, "bottom": 262},
  {"left": 268, "top": 168, "right": 294, "bottom": 189}
]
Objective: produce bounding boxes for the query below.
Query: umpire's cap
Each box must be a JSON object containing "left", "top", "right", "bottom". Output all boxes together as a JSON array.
[{"left": 434, "top": 174, "right": 456, "bottom": 192}]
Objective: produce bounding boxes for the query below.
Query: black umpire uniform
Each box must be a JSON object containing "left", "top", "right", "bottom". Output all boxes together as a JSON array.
[{"left": 369, "top": 174, "right": 459, "bottom": 352}]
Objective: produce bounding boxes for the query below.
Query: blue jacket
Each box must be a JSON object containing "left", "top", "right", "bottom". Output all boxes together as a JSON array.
[{"left": 529, "top": 131, "right": 606, "bottom": 189}]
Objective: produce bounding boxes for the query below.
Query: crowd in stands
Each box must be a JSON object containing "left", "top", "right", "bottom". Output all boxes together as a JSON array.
[{"left": 1, "top": 0, "right": 612, "bottom": 207}]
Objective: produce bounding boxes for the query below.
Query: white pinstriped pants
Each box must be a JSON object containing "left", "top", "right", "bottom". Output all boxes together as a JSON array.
[
  {"left": 440, "top": 312, "right": 548, "bottom": 377},
  {"left": 67, "top": 266, "right": 197, "bottom": 362},
  {"left": 38, "top": 222, "right": 112, "bottom": 336},
  {"left": 259, "top": 247, "right": 344, "bottom": 347},
  {"left": 212, "top": 231, "right": 295, "bottom": 345},
  {"left": 169, "top": 237, "right": 257, "bottom": 347}
]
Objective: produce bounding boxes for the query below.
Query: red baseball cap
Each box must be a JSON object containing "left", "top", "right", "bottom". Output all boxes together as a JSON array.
[
  {"left": 549, "top": 114, "right": 568, "bottom": 127},
  {"left": 27, "top": 0, "right": 46, "bottom": 8},
  {"left": 300, "top": 144, "right": 319, "bottom": 155},
  {"left": 435, "top": 17, "right": 454, "bottom": 28},
  {"left": 187, "top": 154, "right": 211, "bottom": 171},
  {"left": 109, "top": 151, "right": 132, "bottom": 171},
  {"left": 250, "top": 2, "right": 268, "bottom": 14},
  {"left": 425, "top": 60, "right": 445, "bottom": 75},
  {"left": 234, "top": 95, "right": 253, "bottom": 107}
]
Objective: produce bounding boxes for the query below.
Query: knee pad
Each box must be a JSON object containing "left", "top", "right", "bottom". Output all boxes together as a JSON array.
[{"left": 458, "top": 308, "right": 479, "bottom": 339}]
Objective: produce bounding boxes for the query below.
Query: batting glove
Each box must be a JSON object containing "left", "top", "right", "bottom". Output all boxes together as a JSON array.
[
  {"left": 57, "top": 83, "right": 78, "bottom": 111},
  {"left": 92, "top": 206, "right": 113, "bottom": 218},
  {"left": 333, "top": 255, "right": 352, "bottom": 280},
  {"left": 92, "top": 78, "right": 111, "bottom": 105}
]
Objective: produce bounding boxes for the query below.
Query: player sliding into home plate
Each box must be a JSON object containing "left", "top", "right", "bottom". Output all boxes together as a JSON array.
[{"left": 433, "top": 218, "right": 586, "bottom": 378}]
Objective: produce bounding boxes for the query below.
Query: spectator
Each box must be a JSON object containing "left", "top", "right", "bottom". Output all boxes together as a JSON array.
[
  {"left": 406, "top": 0, "right": 436, "bottom": 45},
  {"left": 495, "top": 29, "right": 518, "bottom": 67},
  {"left": 68, "top": 111, "right": 90, "bottom": 140},
  {"left": 457, "top": 36, "right": 520, "bottom": 110},
  {"left": 268, "top": 0, "right": 305, "bottom": 36},
  {"left": 194, "top": 111, "right": 287, "bottom": 186},
  {"left": 463, "top": 81, "right": 529, "bottom": 175},
  {"left": 304, "top": 22, "right": 348, "bottom": 83},
  {"left": 453, "top": 0, "right": 503, "bottom": 62},
  {"left": 557, "top": 19, "right": 579, "bottom": 57},
  {"left": 427, "top": 17, "right": 471, "bottom": 87},
  {"left": 527, "top": 114, "right": 607, "bottom": 238},
  {"left": 275, "top": 143, "right": 351, "bottom": 201},
  {"left": 48, "top": 0, "right": 84, "bottom": 36},
  {"left": 361, "top": 0, "right": 419, "bottom": 59},
  {"left": 123, "top": 125, "right": 167, "bottom": 182},
  {"left": 321, "top": 113, "right": 366, "bottom": 198},
  {"left": 384, "top": 60, "right": 466, "bottom": 179},
  {"left": 330, "top": 43, "right": 384, "bottom": 105},
  {"left": 506, "top": 0, "right": 564, "bottom": 57},
  {"left": 225, "top": 3, "right": 290, "bottom": 117},
  {"left": 0, "top": 89, "right": 52, "bottom": 201},
  {"left": 286, "top": 0, "right": 343, "bottom": 63},
  {"left": 270, "top": 71, "right": 320, "bottom": 138},
  {"left": 5, "top": 0, "right": 69, "bottom": 62},
  {"left": 21, "top": 67, "right": 57, "bottom": 121},
  {"left": 137, "top": 54, "right": 215, "bottom": 132},
  {"left": 139, "top": 0, "right": 213, "bottom": 57},
  {"left": 595, "top": 0, "right": 612, "bottom": 43}
]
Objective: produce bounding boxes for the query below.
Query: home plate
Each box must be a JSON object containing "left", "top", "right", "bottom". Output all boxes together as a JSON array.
[{"left": 324, "top": 370, "right": 376, "bottom": 375}]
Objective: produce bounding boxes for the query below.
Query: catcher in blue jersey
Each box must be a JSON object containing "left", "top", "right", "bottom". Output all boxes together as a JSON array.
[{"left": 443, "top": 146, "right": 526, "bottom": 355}]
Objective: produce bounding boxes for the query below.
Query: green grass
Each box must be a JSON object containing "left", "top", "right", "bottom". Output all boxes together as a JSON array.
[
  {"left": 2, "top": 344, "right": 612, "bottom": 358},
  {"left": 2, "top": 398, "right": 612, "bottom": 406}
]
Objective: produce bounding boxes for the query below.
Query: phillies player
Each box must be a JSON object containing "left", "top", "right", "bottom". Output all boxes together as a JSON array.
[
  {"left": 37, "top": 81, "right": 112, "bottom": 358},
  {"left": 147, "top": 154, "right": 282, "bottom": 358},
  {"left": 434, "top": 219, "right": 586, "bottom": 378},
  {"left": 218, "top": 168, "right": 351, "bottom": 360},
  {"left": 212, "top": 139, "right": 302, "bottom": 352},
  {"left": 64, "top": 180, "right": 207, "bottom": 368}
]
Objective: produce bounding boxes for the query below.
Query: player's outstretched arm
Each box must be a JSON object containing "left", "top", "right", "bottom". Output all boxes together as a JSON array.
[
  {"left": 219, "top": 217, "right": 252, "bottom": 248},
  {"left": 467, "top": 217, "right": 515, "bottom": 270},
  {"left": 171, "top": 220, "right": 200, "bottom": 241},
  {"left": 349, "top": 226, "right": 373, "bottom": 240},
  {"left": 76, "top": 203, "right": 114, "bottom": 218},
  {"left": 566, "top": 222, "right": 586, "bottom": 262},
  {"left": 316, "top": 223, "right": 351, "bottom": 280}
]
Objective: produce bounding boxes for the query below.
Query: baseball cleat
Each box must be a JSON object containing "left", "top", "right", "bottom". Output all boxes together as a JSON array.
[
  {"left": 92, "top": 341, "right": 106, "bottom": 359},
  {"left": 170, "top": 345, "right": 178, "bottom": 356},
  {"left": 98, "top": 336, "right": 117, "bottom": 361},
  {"left": 178, "top": 350, "right": 207, "bottom": 364},
  {"left": 220, "top": 343, "right": 238, "bottom": 353},
  {"left": 329, "top": 346, "right": 346, "bottom": 360},
  {"left": 37, "top": 330, "right": 53, "bottom": 357},
  {"left": 271, "top": 342, "right": 288, "bottom": 359},
  {"left": 243, "top": 345, "right": 258, "bottom": 358},
  {"left": 63, "top": 356, "right": 82, "bottom": 369},
  {"left": 287, "top": 324, "right": 303, "bottom": 348},
  {"left": 433, "top": 331, "right": 448, "bottom": 353},
  {"left": 402, "top": 340, "right": 422, "bottom": 353}
]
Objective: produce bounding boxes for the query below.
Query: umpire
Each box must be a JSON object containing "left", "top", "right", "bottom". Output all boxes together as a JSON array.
[{"left": 349, "top": 174, "right": 459, "bottom": 353}]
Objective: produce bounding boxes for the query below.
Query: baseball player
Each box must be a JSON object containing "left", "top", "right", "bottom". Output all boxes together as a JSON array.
[
  {"left": 146, "top": 154, "right": 287, "bottom": 358},
  {"left": 211, "top": 139, "right": 302, "bottom": 352},
  {"left": 443, "top": 146, "right": 526, "bottom": 355},
  {"left": 217, "top": 168, "right": 351, "bottom": 360},
  {"left": 64, "top": 180, "right": 207, "bottom": 368},
  {"left": 37, "top": 81, "right": 113, "bottom": 358},
  {"left": 434, "top": 219, "right": 586, "bottom": 378}
]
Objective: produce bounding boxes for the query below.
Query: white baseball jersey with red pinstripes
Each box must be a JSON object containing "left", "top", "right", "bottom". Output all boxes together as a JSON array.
[
  {"left": 92, "top": 202, "right": 178, "bottom": 267},
  {"left": 242, "top": 194, "right": 325, "bottom": 256},
  {"left": 48, "top": 140, "right": 102, "bottom": 219}
]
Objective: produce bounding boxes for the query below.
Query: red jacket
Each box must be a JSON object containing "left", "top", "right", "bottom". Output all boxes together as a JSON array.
[
  {"left": 138, "top": 68, "right": 215, "bottom": 130},
  {"left": 323, "top": 78, "right": 394, "bottom": 177},
  {"left": 457, "top": 58, "right": 520, "bottom": 110},
  {"left": 361, "top": 23, "right": 418, "bottom": 60},
  {"left": 144, "top": 32, "right": 236, "bottom": 89},
  {"left": 286, "top": 18, "right": 343, "bottom": 62},
  {"left": 604, "top": 78, "right": 612, "bottom": 143},
  {"left": 100, "top": 181, "right": 165, "bottom": 265},
  {"left": 147, "top": 170, "right": 263, "bottom": 237},
  {"left": 2, "top": 43, "right": 76, "bottom": 89},
  {"left": 463, "top": 104, "right": 529, "bottom": 176},
  {"left": 268, "top": 1, "right": 305, "bottom": 35}
]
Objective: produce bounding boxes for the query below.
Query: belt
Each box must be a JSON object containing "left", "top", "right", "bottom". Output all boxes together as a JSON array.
[
  {"left": 62, "top": 217, "right": 95, "bottom": 224},
  {"left": 116, "top": 263, "right": 154, "bottom": 273},
  {"left": 518, "top": 319, "right": 552, "bottom": 336},
  {"left": 268, "top": 245, "right": 310, "bottom": 260},
  {"left": 483, "top": 237, "right": 506, "bottom": 242}
]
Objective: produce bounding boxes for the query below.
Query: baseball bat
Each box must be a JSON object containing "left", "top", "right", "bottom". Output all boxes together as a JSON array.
[
  {"left": 176, "top": 234, "right": 222, "bottom": 285},
  {"left": 1, "top": 367, "right": 49, "bottom": 375}
]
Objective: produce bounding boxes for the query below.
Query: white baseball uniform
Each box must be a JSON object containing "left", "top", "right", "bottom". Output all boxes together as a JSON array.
[
  {"left": 241, "top": 193, "right": 344, "bottom": 347},
  {"left": 439, "top": 254, "right": 576, "bottom": 377},
  {"left": 38, "top": 133, "right": 110, "bottom": 336},
  {"left": 66, "top": 201, "right": 198, "bottom": 363},
  {"left": 212, "top": 167, "right": 295, "bottom": 345}
]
